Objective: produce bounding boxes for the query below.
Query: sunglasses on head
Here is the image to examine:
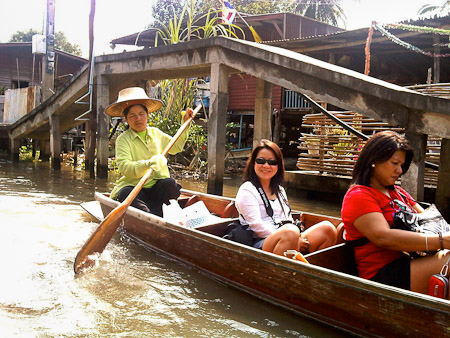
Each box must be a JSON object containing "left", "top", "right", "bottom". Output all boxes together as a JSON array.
[{"left": 255, "top": 158, "right": 278, "bottom": 166}]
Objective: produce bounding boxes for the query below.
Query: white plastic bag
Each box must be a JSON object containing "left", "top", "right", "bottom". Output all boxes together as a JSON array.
[
  {"left": 183, "top": 201, "right": 211, "bottom": 228},
  {"left": 162, "top": 200, "right": 186, "bottom": 226}
]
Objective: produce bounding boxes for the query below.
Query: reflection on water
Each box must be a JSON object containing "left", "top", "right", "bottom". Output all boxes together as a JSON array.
[{"left": 0, "top": 158, "right": 343, "bottom": 337}]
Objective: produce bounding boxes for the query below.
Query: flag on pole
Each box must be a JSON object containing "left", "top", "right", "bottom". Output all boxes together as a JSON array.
[{"left": 221, "top": 0, "right": 237, "bottom": 24}]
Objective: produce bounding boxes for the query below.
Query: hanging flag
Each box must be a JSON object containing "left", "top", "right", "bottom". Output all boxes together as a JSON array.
[
  {"left": 221, "top": 0, "right": 262, "bottom": 43},
  {"left": 221, "top": 0, "right": 237, "bottom": 24}
]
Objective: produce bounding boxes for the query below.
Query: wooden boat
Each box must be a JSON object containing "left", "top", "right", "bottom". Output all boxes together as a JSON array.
[{"left": 90, "top": 189, "right": 450, "bottom": 337}]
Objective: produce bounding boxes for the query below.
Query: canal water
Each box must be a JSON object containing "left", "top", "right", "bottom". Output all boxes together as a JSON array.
[{"left": 0, "top": 157, "right": 345, "bottom": 338}]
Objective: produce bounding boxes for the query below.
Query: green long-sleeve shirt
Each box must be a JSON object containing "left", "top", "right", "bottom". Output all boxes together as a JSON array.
[{"left": 110, "top": 126, "right": 188, "bottom": 200}]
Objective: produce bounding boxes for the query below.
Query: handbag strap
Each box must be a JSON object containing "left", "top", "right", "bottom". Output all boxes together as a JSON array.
[
  {"left": 440, "top": 254, "right": 450, "bottom": 276},
  {"left": 277, "top": 190, "right": 292, "bottom": 218},
  {"left": 251, "top": 181, "right": 288, "bottom": 226}
]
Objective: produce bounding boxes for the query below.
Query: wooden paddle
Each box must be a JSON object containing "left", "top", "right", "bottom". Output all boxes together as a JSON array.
[{"left": 74, "top": 104, "right": 202, "bottom": 274}]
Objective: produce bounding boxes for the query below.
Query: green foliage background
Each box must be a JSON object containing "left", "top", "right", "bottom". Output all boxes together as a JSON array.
[{"left": 9, "top": 28, "right": 82, "bottom": 56}]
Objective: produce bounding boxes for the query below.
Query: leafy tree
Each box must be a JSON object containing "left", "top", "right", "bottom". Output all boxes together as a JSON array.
[
  {"left": 9, "top": 28, "right": 40, "bottom": 42},
  {"left": 418, "top": 1, "right": 450, "bottom": 14},
  {"left": 191, "top": 0, "right": 346, "bottom": 26},
  {"left": 195, "top": 0, "right": 292, "bottom": 15},
  {"left": 151, "top": 0, "right": 187, "bottom": 27},
  {"left": 293, "top": 0, "right": 346, "bottom": 27},
  {"left": 9, "top": 29, "right": 82, "bottom": 56},
  {"left": 54, "top": 32, "right": 82, "bottom": 56}
]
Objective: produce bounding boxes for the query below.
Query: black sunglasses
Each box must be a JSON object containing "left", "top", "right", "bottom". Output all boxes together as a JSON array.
[{"left": 255, "top": 158, "right": 278, "bottom": 166}]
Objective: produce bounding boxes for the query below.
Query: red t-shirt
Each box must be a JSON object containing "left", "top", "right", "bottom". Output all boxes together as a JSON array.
[{"left": 341, "top": 185, "right": 416, "bottom": 279}]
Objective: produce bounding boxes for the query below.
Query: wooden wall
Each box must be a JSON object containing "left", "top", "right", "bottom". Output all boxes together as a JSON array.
[
  {"left": 3, "top": 86, "right": 40, "bottom": 124},
  {"left": 0, "top": 44, "right": 86, "bottom": 95},
  {"left": 228, "top": 74, "right": 282, "bottom": 112}
]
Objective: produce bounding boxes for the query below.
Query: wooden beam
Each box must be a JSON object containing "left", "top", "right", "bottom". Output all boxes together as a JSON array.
[
  {"left": 290, "top": 31, "right": 423, "bottom": 54},
  {"left": 207, "top": 63, "right": 230, "bottom": 196},
  {"left": 271, "top": 20, "right": 283, "bottom": 39}
]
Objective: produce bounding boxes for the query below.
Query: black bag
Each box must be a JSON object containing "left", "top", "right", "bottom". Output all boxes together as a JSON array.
[
  {"left": 392, "top": 200, "right": 450, "bottom": 256},
  {"left": 223, "top": 221, "right": 255, "bottom": 246}
]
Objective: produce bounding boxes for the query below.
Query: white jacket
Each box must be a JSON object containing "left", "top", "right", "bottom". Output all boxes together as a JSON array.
[{"left": 235, "top": 181, "right": 292, "bottom": 238}]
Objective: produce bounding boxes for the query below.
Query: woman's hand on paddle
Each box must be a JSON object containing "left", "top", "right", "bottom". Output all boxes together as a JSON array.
[
  {"left": 147, "top": 154, "right": 167, "bottom": 172},
  {"left": 299, "top": 235, "right": 310, "bottom": 253},
  {"left": 182, "top": 108, "right": 194, "bottom": 122}
]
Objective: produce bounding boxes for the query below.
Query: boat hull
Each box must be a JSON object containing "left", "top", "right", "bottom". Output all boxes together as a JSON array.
[{"left": 95, "top": 190, "right": 450, "bottom": 338}]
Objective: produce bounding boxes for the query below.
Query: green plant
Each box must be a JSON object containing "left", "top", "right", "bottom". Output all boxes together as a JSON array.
[
  {"left": 152, "top": 1, "right": 244, "bottom": 46},
  {"left": 185, "top": 123, "right": 207, "bottom": 170},
  {"left": 19, "top": 145, "right": 34, "bottom": 161}
]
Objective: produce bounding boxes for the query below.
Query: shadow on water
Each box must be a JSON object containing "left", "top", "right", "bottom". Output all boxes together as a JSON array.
[{"left": 0, "top": 157, "right": 345, "bottom": 337}]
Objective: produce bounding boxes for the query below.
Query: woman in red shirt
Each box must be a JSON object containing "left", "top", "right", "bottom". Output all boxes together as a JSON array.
[{"left": 341, "top": 131, "right": 450, "bottom": 294}]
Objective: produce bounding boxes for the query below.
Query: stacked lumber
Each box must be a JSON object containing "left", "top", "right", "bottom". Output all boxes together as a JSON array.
[
  {"left": 407, "top": 83, "right": 450, "bottom": 99},
  {"left": 297, "top": 111, "right": 441, "bottom": 188}
]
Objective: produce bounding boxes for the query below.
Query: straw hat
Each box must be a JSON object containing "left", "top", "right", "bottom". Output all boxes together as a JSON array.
[{"left": 105, "top": 87, "right": 163, "bottom": 117}]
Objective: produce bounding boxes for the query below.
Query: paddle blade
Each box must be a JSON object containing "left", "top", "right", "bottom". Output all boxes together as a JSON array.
[
  {"left": 284, "top": 250, "right": 309, "bottom": 264},
  {"left": 74, "top": 204, "right": 127, "bottom": 274}
]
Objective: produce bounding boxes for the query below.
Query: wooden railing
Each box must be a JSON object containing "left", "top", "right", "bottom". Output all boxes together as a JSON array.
[{"left": 283, "top": 89, "right": 311, "bottom": 109}]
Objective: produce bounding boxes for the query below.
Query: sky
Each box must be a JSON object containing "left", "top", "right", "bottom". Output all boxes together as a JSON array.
[{"left": 0, "top": 0, "right": 446, "bottom": 59}]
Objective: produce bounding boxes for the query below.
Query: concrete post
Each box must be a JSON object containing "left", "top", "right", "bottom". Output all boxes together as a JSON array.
[
  {"left": 436, "top": 138, "right": 450, "bottom": 221},
  {"left": 402, "top": 131, "right": 427, "bottom": 201},
  {"left": 49, "top": 114, "right": 61, "bottom": 170},
  {"left": 207, "top": 63, "right": 230, "bottom": 196},
  {"left": 253, "top": 79, "right": 273, "bottom": 147},
  {"left": 96, "top": 75, "right": 110, "bottom": 178}
]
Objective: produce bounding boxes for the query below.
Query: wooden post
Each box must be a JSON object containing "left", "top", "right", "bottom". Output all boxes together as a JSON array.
[
  {"left": 96, "top": 75, "right": 110, "bottom": 178},
  {"left": 436, "top": 138, "right": 450, "bottom": 221},
  {"left": 9, "top": 135, "right": 20, "bottom": 162},
  {"left": 253, "top": 78, "right": 273, "bottom": 147},
  {"left": 273, "top": 109, "right": 281, "bottom": 145},
  {"left": 42, "top": 0, "right": 55, "bottom": 101},
  {"left": 207, "top": 63, "right": 229, "bottom": 196},
  {"left": 433, "top": 34, "right": 440, "bottom": 84},
  {"left": 39, "top": 138, "right": 50, "bottom": 161},
  {"left": 32, "top": 138, "right": 38, "bottom": 160},
  {"left": 85, "top": 100, "right": 97, "bottom": 178},
  {"left": 402, "top": 131, "right": 427, "bottom": 201},
  {"left": 49, "top": 114, "right": 61, "bottom": 170}
]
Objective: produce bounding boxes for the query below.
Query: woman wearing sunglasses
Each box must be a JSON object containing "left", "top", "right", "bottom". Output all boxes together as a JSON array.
[
  {"left": 235, "top": 139, "right": 337, "bottom": 255},
  {"left": 341, "top": 131, "right": 450, "bottom": 294}
]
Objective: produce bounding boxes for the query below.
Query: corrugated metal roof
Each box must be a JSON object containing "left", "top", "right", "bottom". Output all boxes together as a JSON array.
[
  {"left": 0, "top": 42, "right": 87, "bottom": 61},
  {"left": 110, "top": 11, "right": 343, "bottom": 46},
  {"left": 261, "top": 13, "right": 450, "bottom": 46}
]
